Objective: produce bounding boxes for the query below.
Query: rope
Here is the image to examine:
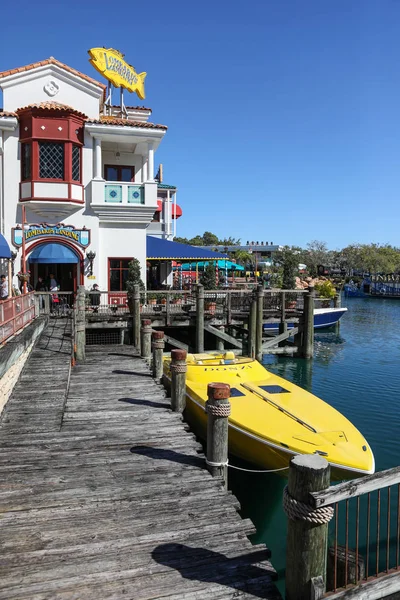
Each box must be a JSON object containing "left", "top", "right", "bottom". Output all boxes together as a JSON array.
[
  {"left": 228, "top": 464, "right": 289, "bottom": 473},
  {"left": 206, "top": 458, "right": 229, "bottom": 467},
  {"left": 283, "top": 485, "right": 334, "bottom": 524},
  {"left": 152, "top": 341, "right": 165, "bottom": 349},
  {"left": 170, "top": 363, "right": 188, "bottom": 373},
  {"left": 205, "top": 402, "right": 231, "bottom": 417}
]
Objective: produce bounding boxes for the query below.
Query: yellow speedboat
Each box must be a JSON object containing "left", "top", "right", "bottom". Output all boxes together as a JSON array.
[{"left": 163, "top": 352, "right": 374, "bottom": 480}]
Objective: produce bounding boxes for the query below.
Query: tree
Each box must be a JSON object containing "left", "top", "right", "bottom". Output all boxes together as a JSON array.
[
  {"left": 202, "top": 231, "right": 220, "bottom": 246},
  {"left": 126, "top": 259, "right": 145, "bottom": 294},
  {"left": 303, "top": 240, "right": 330, "bottom": 276},
  {"left": 279, "top": 247, "right": 299, "bottom": 290},
  {"left": 200, "top": 263, "right": 217, "bottom": 289},
  {"left": 232, "top": 250, "right": 254, "bottom": 268}
]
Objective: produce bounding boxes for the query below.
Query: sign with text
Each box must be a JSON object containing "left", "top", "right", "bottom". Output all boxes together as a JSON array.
[
  {"left": 88, "top": 48, "right": 146, "bottom": 99},
  {"left": 12, "top": 224, "right": 91, "bottom": 248}
]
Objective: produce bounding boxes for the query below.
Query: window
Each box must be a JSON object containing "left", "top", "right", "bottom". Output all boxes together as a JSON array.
[
  {"left": 72, "top": 145, "right": 80, "bottom": 181},
  {"left": 108, "top": 258, "right": 132, "bottom": 291},
  {"left": 104, "top": 165, "right": 135, "bottom": 182},
  {"left": 39, "top": 142, "right": 64, "bottom": 179},
  {"left": 21, "top": 143, "right": 31, "bottom": 180}
]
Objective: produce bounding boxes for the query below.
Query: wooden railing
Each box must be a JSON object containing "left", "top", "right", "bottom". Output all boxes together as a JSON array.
[
  {"left": 284, "top": 455, "right": 400, "bottom": 600},
  {"left": 0, "top": 292, "right": 37, "bottom": 344}
]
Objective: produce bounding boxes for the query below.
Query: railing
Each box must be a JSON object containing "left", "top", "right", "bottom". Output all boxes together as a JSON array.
[
  {"left": 34, "top": 291, "right": 75, "bottom": 316},
  {"left": 311, "top": 466, "right": 400, "bottom": 596},
  {"left": 0, "top": 292, "right": 37, "bottom": 344},
  {"left": 104, "top": 183, "right": 144, "bottom": 204}
]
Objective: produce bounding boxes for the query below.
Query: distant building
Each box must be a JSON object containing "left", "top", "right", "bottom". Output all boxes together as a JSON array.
[{"left": 202, "top": 242, "right": 282, "bottom": 268}]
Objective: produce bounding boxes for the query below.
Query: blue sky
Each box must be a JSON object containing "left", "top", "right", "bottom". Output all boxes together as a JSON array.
[{"left": 1, "top": 0, "right": 399, "bottom": 249}]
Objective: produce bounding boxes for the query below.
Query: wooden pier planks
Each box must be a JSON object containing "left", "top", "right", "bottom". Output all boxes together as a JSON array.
[{"left": 0, "top": 319, "right": 281, "bottom": 600}]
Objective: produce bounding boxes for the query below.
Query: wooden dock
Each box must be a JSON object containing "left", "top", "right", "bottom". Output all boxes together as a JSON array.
[{"left": 0, "top": 319, "right": 281, "bottom": 599}]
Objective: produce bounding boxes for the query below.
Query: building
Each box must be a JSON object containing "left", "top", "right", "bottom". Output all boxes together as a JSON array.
[{"left": 0, "top": 54, "right": 183, "bottom": 296}]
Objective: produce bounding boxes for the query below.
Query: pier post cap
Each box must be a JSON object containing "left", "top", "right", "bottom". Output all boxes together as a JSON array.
[
  {"left": 141, "top": 319, "right": 152, "bottom": 326},
  {"left": 207, "top": 382, "right": 231, "bottom": 400},
  {"left": 290, "top": 454, "right": 329, "bottom": 472},
  {"left": 171, "top": 349, "right": 187, "bottom": 362},
  {"left": 152, "top": 330, "right": 165, "bottom": 340}
]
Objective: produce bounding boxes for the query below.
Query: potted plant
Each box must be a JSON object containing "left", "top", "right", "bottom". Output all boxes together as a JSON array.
[
  {"left": 314, "top": 280, "right": 336, "bottom": 307},
  {"left": 146, "top": 293, "right": 157, "bottom": 306},
  {"left": 125, "top": 258, "right": 145, "bottom": 314},
  {"left": 17, "top": 270, "right": 31, "bottom": 283}
]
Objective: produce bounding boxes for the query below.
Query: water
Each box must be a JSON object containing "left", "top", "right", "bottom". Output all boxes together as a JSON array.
[{"left": 228, "top": 297, "right": 400, "bottom": 590}]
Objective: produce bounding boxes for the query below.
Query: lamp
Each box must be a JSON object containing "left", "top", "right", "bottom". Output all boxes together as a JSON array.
[{"left": 86, "top": 250, "right": 96, "bottom": 276}]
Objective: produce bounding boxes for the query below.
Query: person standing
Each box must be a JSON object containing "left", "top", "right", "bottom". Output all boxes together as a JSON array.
[
  {"left": 0, "top": 274, "right": 8, "bottom": 300},
  {"left": 35, "top": 276, "right": 47, "bottom": 309}
]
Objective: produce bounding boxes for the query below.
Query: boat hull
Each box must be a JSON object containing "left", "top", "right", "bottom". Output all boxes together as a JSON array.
[{"left": 263, "top": 307, "right": 348, "bottom": 334}]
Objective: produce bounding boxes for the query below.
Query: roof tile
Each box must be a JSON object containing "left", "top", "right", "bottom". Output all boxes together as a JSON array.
[
  {"left": 0, "top": 57, "right": 106, "bottom": 89},
  {"left": 16, "top": 101, "right": 87, "bottom": 118},
  {"left": 87, "top": 116, "right": 167, "bottom": 130},
  {"left": 0, "top": 109, "right": 17, "bottom": 118}
]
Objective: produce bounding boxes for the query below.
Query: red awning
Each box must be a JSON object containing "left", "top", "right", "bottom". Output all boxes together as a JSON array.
[
  {"left": 172, "top": 203, "right": 182, "bottom": 219},
  {"left": 155, "top": 200, "right": 162, "bottom": 212}
]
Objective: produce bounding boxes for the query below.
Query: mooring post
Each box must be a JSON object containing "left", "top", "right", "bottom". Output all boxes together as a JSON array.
[
  {"left": 248, "top": 296, "right": 257, "bottom": 358},
  {"left": 333, "top": 292, "right": 341, "bottom": 309},
  {"left": 300, "top": 286, "right": 314, "bottom": 359},
  {"left": 256, "top": 284, "right": 264, "bottom": 361},
  {"left": 284, "top": 454, "right": 332, "bottom": 600},
  {"left": 170, "top": 348, "right": 187, "bottom": 412},
  {"left": 205, "top": 382, "right": 231, "bottom": 488},
  {"left": 279, "top": 290, "right": 288, "bottom": 346},
  {"left": 196, "top": 284, "right": 205, "bottom": 353},
  {"left": 216, "top": 326, "right": 225, "bottom": 352},
  {"left": 140, "top": 319, "right": 152, "bottom": 358},
  {"left": 75, "top": 285, "right": 86, "bottom": 362},
  {"left": 152, "top": 330, "right": 165, "bottom": 381},
  {"left": 44, "top": 293, "right": 50, "bottom": 314},
  {"left": 132, "top": 284, "right": 141, "bottom": 351}
]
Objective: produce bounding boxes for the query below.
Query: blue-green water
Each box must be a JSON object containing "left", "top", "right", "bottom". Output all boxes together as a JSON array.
[{"left": 229, "top": 297, "right": 400, "bottom": 589}]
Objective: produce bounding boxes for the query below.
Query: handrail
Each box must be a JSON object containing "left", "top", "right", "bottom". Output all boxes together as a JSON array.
[{"left": 310, "top": 464, "right": 400, "bottom": 507}]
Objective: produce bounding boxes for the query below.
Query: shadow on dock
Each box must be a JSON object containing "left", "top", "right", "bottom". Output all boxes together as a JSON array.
[{"left": 130, "top": 445, "right": 205, "bottom": 468}]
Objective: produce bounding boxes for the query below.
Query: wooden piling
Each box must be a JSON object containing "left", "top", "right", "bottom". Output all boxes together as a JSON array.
[
  {"left": 170, "top": 349, "right": 187, "bottom": 412},
  {"left": 248, "top": 298, "right": 257, "bottom": 358},
  {"left": 205, "top": 382, "right": 231, "bottom": 488},
  {"left": 140, "top": 319, "right": 152, "bottom": 358},
  {"left": 256, "top": 285, "right": 264, "bottom": 361},
  {"left": 216, "top": 326, "right": 225, "bottom": 352},
  {"left": 300, "top": 286, "right": 314, "bottom": 359},
  {"left": 196, "top": 284, "right": 205, "bottom": 353},
  {"left": 333, "top": 293, "right": 341, "bottom": 309},
  {"left": 285, "top": 454, "right": 331, "bottom": 600},
  {"left": 278, "top": 291, "right": 288, "bottom": 347},
  {"left": 152, "top": 330, "right": 165, "bottom": 381},
  {"left": 44, "top": 293, "right": 50, "bottom": 314},
  {"left": 75, "top": 285, "right": 86, "bottom": 362},
  {"left": 132, "top": 284, "right": 141, "bottom": 351}
]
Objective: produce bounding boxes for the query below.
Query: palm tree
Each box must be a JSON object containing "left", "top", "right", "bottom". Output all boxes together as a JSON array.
[{"left": 232, "top": 250, "right": 255, "bottom": 269}]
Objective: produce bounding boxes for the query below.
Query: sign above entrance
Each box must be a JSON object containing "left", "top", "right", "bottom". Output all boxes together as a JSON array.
[
  {"left": 88, "top": 48, "right": 147, "bottom": 99},
  {"left": 12, "top": 224, "right": 91, "bottom": 248}
]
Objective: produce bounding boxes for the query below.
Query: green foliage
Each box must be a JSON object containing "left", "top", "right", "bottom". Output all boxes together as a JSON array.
[
  {"left": 200, "top": 263, "right": 217, "bottom": 289},
  {"left": 232, "top": 250, "right": 255, "bottom": 267},
  {"left": 174, "top": 232, "right": 241, "bottom": 246},
  {"left": 314, "top": 279, "right": 336, "bottom": 299},
  {"left": 274, "top": 246, "right": 299, "bottom": 289},
  {"left": 125, "top": 258, "right": 145, "bottom": 297}
]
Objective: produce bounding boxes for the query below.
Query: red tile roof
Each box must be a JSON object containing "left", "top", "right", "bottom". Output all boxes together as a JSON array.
[
  {"left": 0, "top": 57, "right": 106, "bottom": 89},
  {"left": 87, "top": 116, "right": 168, "bottom": 130},
  {"left": 0, "top": 109, "right": 17, "bottom": 117},
  {"left": 16, "top": 101, "right": 87, "bottom": 118}
]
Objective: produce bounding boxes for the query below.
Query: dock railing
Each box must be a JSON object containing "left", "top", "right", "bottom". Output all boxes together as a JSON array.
[
  {"left": 284, "top": 455, "right": 400, "bottom": 600},
  {"left": 0, "top": 292, "right": 36, "bottom": 344}
]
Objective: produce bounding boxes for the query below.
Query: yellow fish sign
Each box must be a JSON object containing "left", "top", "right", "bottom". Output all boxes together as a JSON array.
[{"left": 88, "top": 48, "right": 146, "bottom": 100}]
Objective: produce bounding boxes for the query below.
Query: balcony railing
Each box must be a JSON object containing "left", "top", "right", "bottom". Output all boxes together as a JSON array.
[{"left": 104, "top": 183, "right": 144, "bottom": 204}]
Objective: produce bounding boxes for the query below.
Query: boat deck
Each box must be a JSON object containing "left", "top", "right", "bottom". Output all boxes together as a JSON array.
[{"left": 0, "top": 319, "right": 281, "bottom": 599}]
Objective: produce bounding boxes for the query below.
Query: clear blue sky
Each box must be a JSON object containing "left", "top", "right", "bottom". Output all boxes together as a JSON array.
[{"left": 1, "top": 0, "right": 399, "bottom": 249}]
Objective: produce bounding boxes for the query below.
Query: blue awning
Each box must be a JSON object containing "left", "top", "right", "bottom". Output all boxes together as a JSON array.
[
  {"left": 0, "top": 234, "right": 11, "bottom": 259},
  {"left": 28, "top": 243, "right": 79, "bottom": 264},
  {"left": 147, "top": 236, "right": 228, "bottom": 260}
]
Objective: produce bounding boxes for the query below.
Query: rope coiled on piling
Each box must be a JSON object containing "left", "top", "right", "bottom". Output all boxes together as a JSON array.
[
  {"left": 205, "top": 402, "right": 232, "bottom": 417},
  {"left": 282, "top": 485, "right": 334, "bottom": 524}
]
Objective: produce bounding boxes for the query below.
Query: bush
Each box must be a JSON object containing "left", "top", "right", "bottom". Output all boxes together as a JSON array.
[
  {"left": 200, "top": 263, "right": 217, "bottom": 289},
  {"left": 314, "top": 279, "right": 336, "bottom": 299}
]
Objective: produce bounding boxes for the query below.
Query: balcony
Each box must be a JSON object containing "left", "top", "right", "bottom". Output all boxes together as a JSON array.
[
  {"left": 20, "top": 181, "right": 84, "bottom": 219},
  {"left": 89, "top": 179, "right": 158, "bottom": 225}
]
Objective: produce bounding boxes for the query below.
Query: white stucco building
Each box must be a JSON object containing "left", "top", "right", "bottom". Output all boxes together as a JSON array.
[{"left": 0, "top": 56, "right": 181, "bottom": 298}]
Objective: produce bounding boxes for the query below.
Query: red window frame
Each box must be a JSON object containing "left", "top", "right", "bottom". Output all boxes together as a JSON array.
[
  {"left": 104, "top": 165, "right": 135, "bottom": 182},
  {"left": 108, "top": 257, "right": 133, "bottom": 292}
]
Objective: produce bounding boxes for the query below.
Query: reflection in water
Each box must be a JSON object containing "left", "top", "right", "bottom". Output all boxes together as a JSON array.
[{"left": 229, "top": 299, "right": 400, "bottom": 593}]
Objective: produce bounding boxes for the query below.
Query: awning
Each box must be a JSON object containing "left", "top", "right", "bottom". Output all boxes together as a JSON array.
[
  {"left": 147, "top": 236, "right": 228, "bottom": 260},
  {"left": 0, "top": 234, "right": 11, "bottom": 259},
  {"left": 172, "top": 204, "right": 182, "bottom": 219},
  {"left": 155, "top": 200, "right": 162, "bottom": 212},
  {"left": 28, "top": 243, "right": 79, "bottom": 264},
  {"left": 174, "top": 260, "right": 244, "bottom": 271}
]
